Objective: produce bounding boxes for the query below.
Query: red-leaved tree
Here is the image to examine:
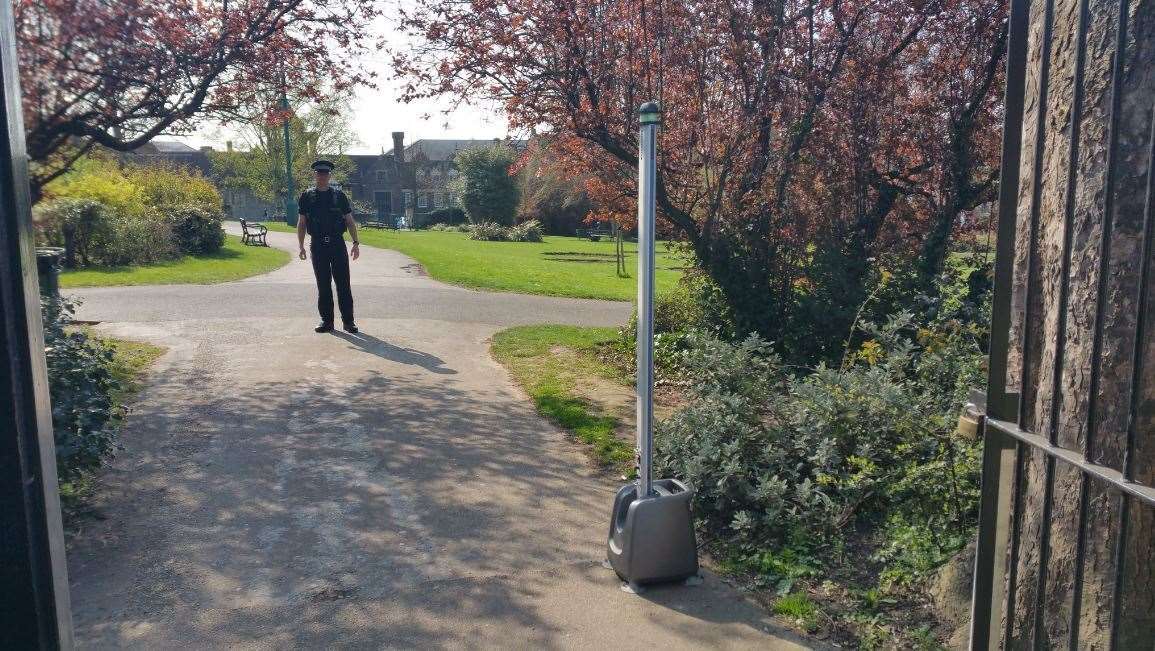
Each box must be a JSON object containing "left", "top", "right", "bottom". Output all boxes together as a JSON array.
[
  {"left": 394, "top": 0, "right": 1006, "bottom": 362},
  {"left": 15, "top": 0, "right": 381, "bottom": 199}
]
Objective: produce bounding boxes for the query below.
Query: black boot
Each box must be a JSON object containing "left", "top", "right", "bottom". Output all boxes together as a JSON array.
[
  {"left": 315, "top": 322, "right": 333, "bottom": 333},
  {"left": 342, "top": 321, "right": 358, "bottom": 333}
]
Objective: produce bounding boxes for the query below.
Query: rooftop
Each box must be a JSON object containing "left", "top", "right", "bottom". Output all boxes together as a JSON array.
[{"left": 404, "top": 139, "right": 527, "bottom": 162}]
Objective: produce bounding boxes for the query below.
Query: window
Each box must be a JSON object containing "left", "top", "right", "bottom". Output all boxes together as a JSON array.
[
  {"left": 430, "top": 167, "right": 442, "bottom": 180},
  {"left": 376, "top": 170, "right": 390, "bottom": 182},
  {"left": 403, "top": 191, "right": 412, "bottom": 207},
  {"left": 417, "top": 194, "right": 428, "bottom": 209},
  {"left": 434, "top": 193, "right": 444, "bottom": 209}
]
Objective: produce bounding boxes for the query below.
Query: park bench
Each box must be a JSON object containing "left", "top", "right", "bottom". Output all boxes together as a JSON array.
[
  {"left": 576, "top": 225, "right": 614, "bottom": 241},
  {"left": 239, "top": 218, "right": 268, "bottom": 247},
  {"left": 357, "top": 214, "right": 396, "bottom": 230}
]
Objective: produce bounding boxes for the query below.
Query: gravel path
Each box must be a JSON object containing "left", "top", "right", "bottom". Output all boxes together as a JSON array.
[{"left": 63, "top": 228, "right": 815, "bottom": 649}]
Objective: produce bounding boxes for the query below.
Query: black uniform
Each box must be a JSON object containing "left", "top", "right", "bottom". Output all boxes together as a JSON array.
[{"left": 299, "top": 187, "right": 354, "bottom": 325}]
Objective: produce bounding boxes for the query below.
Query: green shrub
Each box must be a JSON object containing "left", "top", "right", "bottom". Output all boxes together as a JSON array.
[
  {"left": 131, "top": 163, "right": 222, "bottom": 213},
  {"left": 163, "top": 204, "right": 226, "bottom": 254},
  {"left": 41, "top": 154, "right": 224, "bottom": 265},
  {"left": 653, "top": 309, "right": 985, "bottom": 577},
  {"left": 429, "top": 206, "right": 467, "bottom": 225},
  {"left": 102, "top": 213, "right": 179, "bottom": 266},
  {"left": 35, "top": 198, "right": 179, "bottom": 267},
  {"left": 468, "top": 221, "right": 510, "bottom": 241},
  {"left": 508, "top": 219, "right": 544, "bottom": 242},
  {"left": 456, "top": 145, "right": 520, "bottom": 225},
  {"left": 41, "top": 296, "right": 122, "bottom": 483},
  {"left": 46, "top": 156, "right": 148, "bottom": 218},
  {"left": 34, "top": 198, "right": 116, "bottom": 268}
]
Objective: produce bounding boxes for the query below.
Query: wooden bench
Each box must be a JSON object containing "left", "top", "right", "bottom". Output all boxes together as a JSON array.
[{"left": 239, "top": 218, "right": 268, "bottom": 246}]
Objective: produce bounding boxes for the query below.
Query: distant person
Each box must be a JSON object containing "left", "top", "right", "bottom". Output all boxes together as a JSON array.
[
  {"left": 262, "top": 209, "right": 268, "bottom": 221},
  {"left": 296, "top": 159, "right": 360, "bottom": 333}
]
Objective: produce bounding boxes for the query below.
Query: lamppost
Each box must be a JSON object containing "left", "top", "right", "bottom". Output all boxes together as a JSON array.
[
  {"left": 605, "top": 102, "right": 699, "bottom": 594},
  {"left": 280, "top": 71, "right": 298, "bottom": 226}
]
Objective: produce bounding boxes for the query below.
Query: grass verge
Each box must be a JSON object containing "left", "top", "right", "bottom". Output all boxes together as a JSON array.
[
  {"left": 267, "top": 222, "right": 684, "bottom": 300},
  {"left": 58, "top": 335, "right": 166, "bottom": 515},
  {"left": 490, "top": 325, "right": 634, "bottom": 468},
  {"left": 59, "top": 235, "right": 289, "bottom": 288}
]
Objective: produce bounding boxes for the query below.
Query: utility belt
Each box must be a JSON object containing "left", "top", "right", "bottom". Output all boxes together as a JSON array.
[{"left": 310, "top": 234, "right": 345, "bottom": 247}]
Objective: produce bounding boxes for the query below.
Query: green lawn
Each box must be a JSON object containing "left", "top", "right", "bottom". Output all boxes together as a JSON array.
[
  {"left": 491, "top": 325, "right": 634, "bottom": 468},
  {"left": 267, "top": 222, "right": 685, "bottom": 301},
  {"left": 59, "top": 235, "right": 290, "bottom": 288}
]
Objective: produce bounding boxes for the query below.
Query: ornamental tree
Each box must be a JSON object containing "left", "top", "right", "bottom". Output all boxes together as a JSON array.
[
  {"left": 15, "top": 0, "right": 380, "bottom": 199},
  {"left": 393, "top": 0, "right": 1006, "bottom": 363}
]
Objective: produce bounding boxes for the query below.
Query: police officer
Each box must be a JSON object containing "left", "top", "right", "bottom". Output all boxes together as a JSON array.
[{"left": 297, "top": 160, "right": 360, "bottom": 333}]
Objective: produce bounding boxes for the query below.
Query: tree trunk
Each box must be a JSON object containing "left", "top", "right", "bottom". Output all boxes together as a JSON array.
[{"left": 1005, "top": 0, "right": 1155, "bottom": 647}]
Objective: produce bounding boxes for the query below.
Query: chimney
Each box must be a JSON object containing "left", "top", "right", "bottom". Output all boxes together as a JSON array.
[
  {"left": 392, "top": 132, "right": 405, "bottom": 163},
  {"left": 226, "top": 141, "right": 233, "bottom": 152}
]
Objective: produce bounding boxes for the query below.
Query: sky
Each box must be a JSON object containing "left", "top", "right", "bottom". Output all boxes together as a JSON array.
[{"left": 179, "top": 13, "right": 512, "bottom": 154}]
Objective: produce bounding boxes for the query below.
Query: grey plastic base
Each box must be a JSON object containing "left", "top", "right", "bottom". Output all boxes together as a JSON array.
[{"left": 606, "top": 478, "right": 699, "bottom": 586}]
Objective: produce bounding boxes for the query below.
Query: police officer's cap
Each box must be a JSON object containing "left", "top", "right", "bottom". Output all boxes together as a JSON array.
[{"left": 311, "top": 159, "right": 335, "bottom": 173}]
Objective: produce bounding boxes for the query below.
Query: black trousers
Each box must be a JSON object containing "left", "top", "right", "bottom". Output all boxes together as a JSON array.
[{"left": 310, "top": 238, "right": 353, "bottom": 324}]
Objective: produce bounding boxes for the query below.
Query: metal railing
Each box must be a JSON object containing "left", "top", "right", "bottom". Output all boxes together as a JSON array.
[{"left": 969, "top": 0, "right": 1154, "bottom": 647}]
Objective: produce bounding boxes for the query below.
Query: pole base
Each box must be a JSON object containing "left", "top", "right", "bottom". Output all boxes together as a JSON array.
[{"left": 606, "top": 479, "right": 699, "bottom": 586}]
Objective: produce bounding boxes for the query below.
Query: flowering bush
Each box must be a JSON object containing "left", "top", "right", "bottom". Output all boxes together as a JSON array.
[{"left": 468, "top": 221, "right": 510, "bottom": 241}]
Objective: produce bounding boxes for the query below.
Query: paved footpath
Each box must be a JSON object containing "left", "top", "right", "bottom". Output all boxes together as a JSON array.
[{"left": 65, "top": 227, "right": 816, "bottom": 650}]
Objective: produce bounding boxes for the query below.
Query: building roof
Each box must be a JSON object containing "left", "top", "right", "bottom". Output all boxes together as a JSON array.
[
  {"left": 139, "top": 140, "right": 199, "bottom": 154},
  {"left": 404, "top": 139, "right": 527, "bottom": 162}
]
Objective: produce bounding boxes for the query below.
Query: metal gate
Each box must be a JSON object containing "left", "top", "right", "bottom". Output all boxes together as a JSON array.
[{"left": 970, "top": 0, "right": 1154, "bottom": 648}]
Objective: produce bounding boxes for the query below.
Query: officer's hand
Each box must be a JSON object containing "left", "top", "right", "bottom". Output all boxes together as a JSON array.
[
  {"left": 299, "top": 249, "right": 307, "bottom": 261},
  {"left": 351, "top": 243, "right": 360, "bottom": 261}
]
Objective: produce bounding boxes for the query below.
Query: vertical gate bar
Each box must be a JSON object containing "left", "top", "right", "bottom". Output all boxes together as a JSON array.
[
  {"left": 1108, "top": 492, "right": 1130, "bottom": 650},
  {"left": 1033, "top": 0, "right": 1082, "bottom": 633},
  {"left": 970, "top": 0, "right": 1031, "bottom": 643},
  {"left": 1068, "top": 471, "right": 1090, "bottom": 649},
  {"left": 1109, "top": 86, "right": 1155, "bottom": 651},
  {"left": 1098, "top": 6, "right": 1134, "bottom": 648},
  {"left": 1085, "top": 0, "right": 1130, "bottom": 481},
  {"left": 1032, "top": 457, "right": 1057, "bottom": 645},
  {"left": 1018, "top": 0, "right": 1056, "bottom": 430},
  {"left": 1062, "top": 0, "right": 1093, "bottom": 642},
  {"left": 1005, "top": 442, "right": 1028, "bottom": 644},
  {"left": 986, "top": 0, "right": 1032, "bottom": 423},
  {"left": 1121, "top": 78, "right": 1155, "bottom": 487},
  {"left": 970, "top": 426, "right": 1018, "bottom": 650}
]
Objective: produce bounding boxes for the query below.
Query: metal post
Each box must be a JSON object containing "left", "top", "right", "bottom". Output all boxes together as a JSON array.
[
  {"left": 968, "top": 0, "right": 1029, "bottom": 645},
  {"left": 0, "top": 0, "right": 74, "bottom": 644},
  {"left": 280, "top": 72, "right": 298, "bottom": 227},
  {"left": 636, "top": 102, "right": 660, "bottom": 499}
]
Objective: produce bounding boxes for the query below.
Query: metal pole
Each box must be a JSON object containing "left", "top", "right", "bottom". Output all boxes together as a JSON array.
[
  {"left": 636, "top": 102, "right": 660, "bottom": 499},
  {"left": 280, "top": 72, "right": 298, "bottom": 227}
]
